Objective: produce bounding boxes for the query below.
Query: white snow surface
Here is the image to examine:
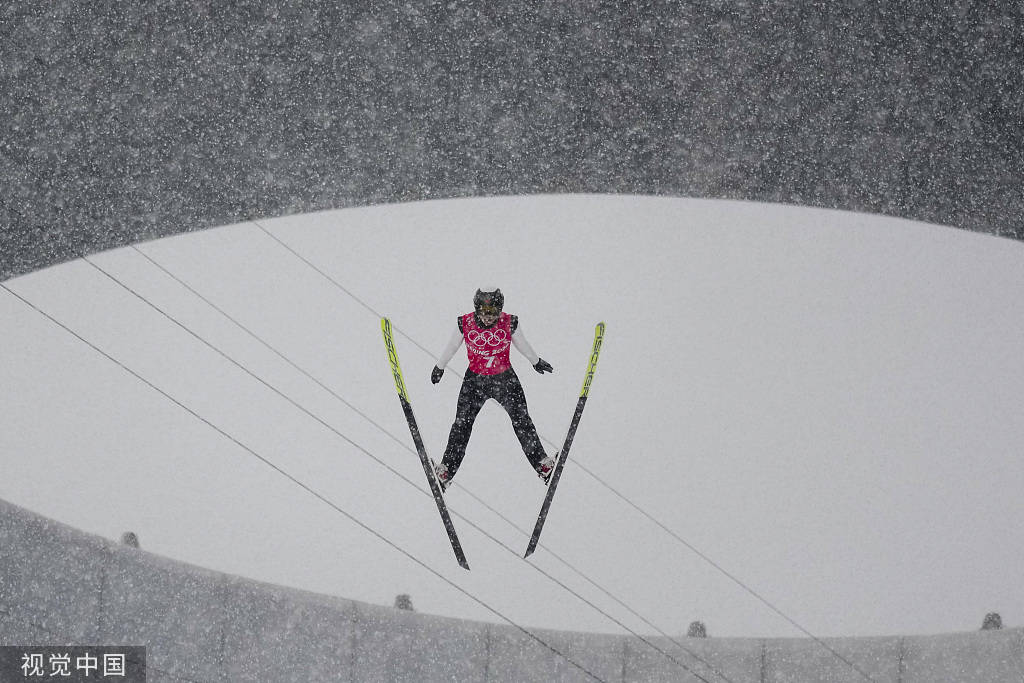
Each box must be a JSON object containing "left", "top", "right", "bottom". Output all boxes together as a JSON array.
[{"left": 2, "top": 194, "right": 1023, "bottom": 639}]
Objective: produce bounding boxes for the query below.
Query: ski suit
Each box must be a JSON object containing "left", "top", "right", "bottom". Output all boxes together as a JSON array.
[{"left": 435, "top": 312, "right": 548, "bottom": 479}]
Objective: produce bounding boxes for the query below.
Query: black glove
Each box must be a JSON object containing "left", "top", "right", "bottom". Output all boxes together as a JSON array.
[
  {"left": 533, "top": 359, "right": 553, "bottom": 374},
  {"left": 431, "top": 366, "right": 444, "bottom": 384}
]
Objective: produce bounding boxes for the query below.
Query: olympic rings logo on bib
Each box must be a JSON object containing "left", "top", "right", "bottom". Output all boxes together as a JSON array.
[{"left": 467, "top": 329, "right": 509, "bottom": 348}]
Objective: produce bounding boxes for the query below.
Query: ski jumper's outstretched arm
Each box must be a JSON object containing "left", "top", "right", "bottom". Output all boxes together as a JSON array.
[
  {"left": 511, "top": 317, "right": 553, "bottom": 373},
  {"left": 511, "top": 324, "right": 540, "bottom": 365},
  {"left": 431, "top": 325, "right": 463, "bottom": 384},
  {"left": 435, "top": 325, "right": 464, "bottom": 369}
]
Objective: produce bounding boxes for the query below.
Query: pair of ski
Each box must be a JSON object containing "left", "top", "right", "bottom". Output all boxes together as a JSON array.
[{"left": 381, "top": 318, "right": 605, "bottom": 570}]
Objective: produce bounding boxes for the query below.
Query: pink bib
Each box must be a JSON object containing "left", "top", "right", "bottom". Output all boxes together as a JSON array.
[{"left": 462, "top": 312, "right": 513, "bottom": 375}]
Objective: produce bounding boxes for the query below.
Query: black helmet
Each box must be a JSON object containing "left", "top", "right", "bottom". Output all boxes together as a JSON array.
[{"left": 473, "top": 287, "right": 503, "bottom": 314}]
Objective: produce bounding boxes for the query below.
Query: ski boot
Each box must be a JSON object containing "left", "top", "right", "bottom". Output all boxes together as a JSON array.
[
  {"left": 433, "top": 460, "right": 452, "bottom": 492},
  {"left": 536, "top": 455, "right": 556, "bottom": 485}
]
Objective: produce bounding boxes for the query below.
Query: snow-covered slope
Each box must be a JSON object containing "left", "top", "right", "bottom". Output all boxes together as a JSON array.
[{"left": 3, "top": 196, "right": 1023, "bottom": 646}]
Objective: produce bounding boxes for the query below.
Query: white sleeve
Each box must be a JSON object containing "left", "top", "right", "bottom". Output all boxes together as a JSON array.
[
  {"left": 436, "top": 326, "right": 464, "bottom": 368},
  {"left": 512, "top": 325, "right": 540, "bottom": 366}
]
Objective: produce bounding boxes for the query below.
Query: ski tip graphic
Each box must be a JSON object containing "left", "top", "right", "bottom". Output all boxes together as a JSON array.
[
  {"left": 580, "top": 322, "right": 605, "bottom": 398},
  {"left": 381, "top": 317, "right": 410, "bottom": 402}
]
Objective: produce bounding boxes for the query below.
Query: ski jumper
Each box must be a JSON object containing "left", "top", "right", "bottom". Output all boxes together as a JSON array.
[{"left": 436, "top": 312, "right": 548, "bottom": 479}]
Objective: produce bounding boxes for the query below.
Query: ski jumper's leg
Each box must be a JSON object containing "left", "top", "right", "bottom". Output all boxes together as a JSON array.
[
  {"left": 496, "top": 369, "right": 548, "bottom": 470},
  {"left": 441, "top": 371, "right": 488, "bottom": 477}
]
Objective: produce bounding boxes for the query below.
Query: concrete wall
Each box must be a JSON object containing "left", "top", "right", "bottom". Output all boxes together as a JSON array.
[
  {"left": 2, "top": 2, "right": 1022, "bottom": 281},
  {"left": 3, "top": 498, "right": 1023, "bottom": 682}
]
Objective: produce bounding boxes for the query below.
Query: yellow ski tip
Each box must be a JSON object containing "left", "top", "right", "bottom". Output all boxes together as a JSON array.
[
  {"left": 381, "top": 317, "right": 409, "bottom": 402},
  {"left": 580, "top": 322, "right": 605, "bottom": 398}
]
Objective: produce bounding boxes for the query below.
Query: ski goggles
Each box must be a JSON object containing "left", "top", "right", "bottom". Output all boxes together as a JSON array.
[{"left": 477, "top": 305, "right": 500, "bottom": 316}]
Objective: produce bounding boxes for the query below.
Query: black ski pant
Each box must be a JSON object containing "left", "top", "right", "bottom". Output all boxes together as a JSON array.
[{"left": 441, "top": 368, "right": 547, "bottom": 479}]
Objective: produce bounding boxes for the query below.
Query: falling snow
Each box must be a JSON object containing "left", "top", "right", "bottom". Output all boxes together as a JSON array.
[
  {"left": 3, "top": 3, "right": 1024, "bottom": 681},
  {"left": 2, "top": 2, "right": 1023, "bottom": 281}
]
